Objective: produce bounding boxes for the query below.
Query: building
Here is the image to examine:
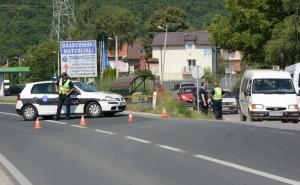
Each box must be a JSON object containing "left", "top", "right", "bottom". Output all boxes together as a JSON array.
[
  {"left": 150, "top": 31, "right": 216, "bottom": 81},
  {"left": 220, "top": 50, "right": 242, "bottom": 74}
]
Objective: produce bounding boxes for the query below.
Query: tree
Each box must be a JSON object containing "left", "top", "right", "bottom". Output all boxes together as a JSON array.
[
  {"left": 23, "top": 41, "right": 58, "bottom": 82},
  {"left": 143, "top": 7, "right": 190, "bottom": 58},
  {"left": 209, "top": 0, "right": 283, "bottom": 65},
  {"left": 72, "top": 4, "right": 137, "bottom": 50}
]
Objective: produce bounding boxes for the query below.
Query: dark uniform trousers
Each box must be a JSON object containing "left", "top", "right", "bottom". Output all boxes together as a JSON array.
[
  {"left": 213, "top": 99, "right": 222, "bottom": 120},
  {"left": 56, "top": 94, "right": 70, "bottom": 119}
]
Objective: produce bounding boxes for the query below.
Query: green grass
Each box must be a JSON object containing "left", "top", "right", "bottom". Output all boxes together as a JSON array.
[
  {"left": 0, "top": 97, "right": 17, "bottom": 104},
  {"left": 126, "top": 92, "right": 214, "bottom": 120}
]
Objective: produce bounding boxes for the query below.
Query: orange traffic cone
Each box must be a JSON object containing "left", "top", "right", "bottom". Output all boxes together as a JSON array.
[
  {"left": 128, "top": 112, "right": 134, "bottom": 123},
  {"left": 80, "top": 115, "right": 87, "bottom": 126},
  {"left": 34, "top": 117, "right": 42, "bottom": 129},
  {"left": 161, "top": 108, "right": 168, "bottom": 119}
]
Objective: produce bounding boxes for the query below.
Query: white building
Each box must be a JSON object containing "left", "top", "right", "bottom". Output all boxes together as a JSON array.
[{"left": 150, "top": 31, "right": 216, "bottom": 81}]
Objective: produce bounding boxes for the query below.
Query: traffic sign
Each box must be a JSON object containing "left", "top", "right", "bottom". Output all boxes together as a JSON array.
[{"left": 192, "top": 66, "right": 204, "bottom": 79}]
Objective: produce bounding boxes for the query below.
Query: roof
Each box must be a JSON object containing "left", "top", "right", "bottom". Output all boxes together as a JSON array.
[
  {"left": 244, "top": 70, "right": 292, "bottom": 79},
  {"left": 151, "top": 31, "right": 210, "bottom": 47},
  {"left": 124, "top": 40, "right": 145, "bottom": 60},
  {"left": 111, "top": 76, "right": 135, "bottom": 90},
  {"left": 0, "top": 67, "right": 30, "bottom": 74}
]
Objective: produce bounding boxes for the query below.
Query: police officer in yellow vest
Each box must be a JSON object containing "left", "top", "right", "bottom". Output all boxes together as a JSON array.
[
  {"left": 55, "top": 72, "right": 75, "bottom": 120},
  {"left": 210, "top": 82, "right": 224, "bottom": 120}
]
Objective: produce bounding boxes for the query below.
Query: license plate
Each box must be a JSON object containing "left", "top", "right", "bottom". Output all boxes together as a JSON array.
[
  {"left": 223, "top": 107, "right": 229, "bottom": 110},
  {"left": 120, "top": 102, "right": 126, "bottom": 106},
  {"left": 269, "top": 111, "right": 283, "bottom": 116}
]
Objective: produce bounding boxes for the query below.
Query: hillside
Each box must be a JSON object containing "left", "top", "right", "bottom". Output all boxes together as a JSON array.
[{"left": 0, "top": 0, "right": 225, "bottom": 64}]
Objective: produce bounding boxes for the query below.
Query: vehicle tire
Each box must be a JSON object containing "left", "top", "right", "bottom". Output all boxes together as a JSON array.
[
  {"left": 103, "top": 112, "right": 115, "bottom": 117},
  {"left": 42, "top": 116, "right": 54, "bottom": 120},
  {"left": 22, "top": 105, "right": 38, "bottom": 121},
  {"left": 281, "top": 120, "right": 288, "bottom": 123},
  {"left": 247, "top": 110, "right": 254, "bottom": 122},
  {"left": 240, "top": 112, "right": 246, "bottom": 121},
  {"left": 85, "top": 102, "right": 102, "bottom": 118}
]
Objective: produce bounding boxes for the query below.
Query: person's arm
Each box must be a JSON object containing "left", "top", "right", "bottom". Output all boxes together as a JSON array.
[
  {"left": 55, "top": 80, "right": 59, "bottom": 93},
  {"left": 201, "top": 94, "right": 207, "bottom": 106},
  {"left": 66, "top": 81, "right": 75, "bottom": 96}
]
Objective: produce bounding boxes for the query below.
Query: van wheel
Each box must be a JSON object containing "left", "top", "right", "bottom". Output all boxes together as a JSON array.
[
  {"left": 85, "top": 102, "right": 102, "bottom": 118},
  {"left": 22, "top": 105, "right": 38, "bottom": 121}
]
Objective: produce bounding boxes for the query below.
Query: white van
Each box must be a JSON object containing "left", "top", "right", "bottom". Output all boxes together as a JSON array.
[{"left": 239, "top": 70, "right": 299, "bottom": 123}]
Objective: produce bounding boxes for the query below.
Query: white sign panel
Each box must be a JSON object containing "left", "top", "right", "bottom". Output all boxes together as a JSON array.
[{"left": 60, "top": 40, "right": 97, "bottom": 77}]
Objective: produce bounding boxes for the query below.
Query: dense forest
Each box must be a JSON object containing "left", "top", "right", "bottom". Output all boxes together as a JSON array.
[{"left": 0, "top": 0, "right": 225, "bottom": 65}]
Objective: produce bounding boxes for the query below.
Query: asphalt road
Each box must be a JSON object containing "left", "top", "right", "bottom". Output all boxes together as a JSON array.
[{"left": 0, "top": 104, "right": 300, "bottom": 185}]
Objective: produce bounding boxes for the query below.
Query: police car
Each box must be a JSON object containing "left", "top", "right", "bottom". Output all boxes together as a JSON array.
[{"left": 16, "top": 81, "right": 126, "bottom": 121}]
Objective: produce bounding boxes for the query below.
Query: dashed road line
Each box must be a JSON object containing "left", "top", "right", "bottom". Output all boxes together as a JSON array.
[
  {"left": 70, "top": 125, "right": 86, "bottom": 128},
  {"left": 157, "top": 144, "right": 187, "bottom": 153},
  {"left": 193, "top": 154, "right": 300, "bottom": 185},
  {"left": 46, "top": 120, "right": 68, "bottom": 125},
  {"left": 0, "top": 153, "right": 33, "bottom": 185},
  {"left": 268, "top": 130, "right": 295, "bottom": 135},
  {"left": 125, "top": 136, "right": 152, "bottom": 144},
  {"left": 95, "top": 129, "right": 116, "bottom": 135}
]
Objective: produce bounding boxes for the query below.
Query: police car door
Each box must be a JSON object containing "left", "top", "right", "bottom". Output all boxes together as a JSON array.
[
  {"left": 69, "top": 88, "right": 83, "bottom": 114},
  {"left": 30, "top": 82, "right": 58, "bottom": 115}
]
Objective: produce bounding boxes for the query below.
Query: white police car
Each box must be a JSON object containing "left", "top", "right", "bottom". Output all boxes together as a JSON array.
[{"left": 16, "top": 81, "right": 126, "bottom": 121}]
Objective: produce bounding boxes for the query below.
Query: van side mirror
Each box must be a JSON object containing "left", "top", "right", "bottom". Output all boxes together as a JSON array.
[{"left": 244, "top": 89, "right": 251, "bottom": 96}]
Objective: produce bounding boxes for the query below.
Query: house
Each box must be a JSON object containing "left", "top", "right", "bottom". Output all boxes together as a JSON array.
[
  {"left": 220, "top": 50, "right": 242, "bottom": 74},
  {"left": 150, "top": 31, "right": 216, "bottom": 81},
  {"left": 106, "top": 40, "right": 146, "bottom": 76}
]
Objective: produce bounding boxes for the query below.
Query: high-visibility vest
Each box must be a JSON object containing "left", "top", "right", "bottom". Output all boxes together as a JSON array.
[
  {"left": 213, "top": 87, "right": 222, "bottom": 100},
  {"left": 59, "top": 79, "right": 70, "bottom": 94}
]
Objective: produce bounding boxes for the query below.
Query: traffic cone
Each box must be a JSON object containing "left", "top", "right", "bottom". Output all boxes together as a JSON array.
[
  {"left": 34, "top": 117, "right": 42, "bottom": 129},
  {"left": 80, "top": 115, "right": 87, "bottom": 126},
  {"left": 161, "top": 108, "right": 168, "bottom": 119},
  {"left": 128, "top": 112, "right": 134, "bottom": 123}
]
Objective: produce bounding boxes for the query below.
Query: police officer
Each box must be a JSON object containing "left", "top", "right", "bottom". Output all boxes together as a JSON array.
[
  {"left": 199, "top": 81, "right": 209, "bottom": 114},
  {"left": 55, "top": 72, "right": 75, "bottom": 120},
  {"left": 210, "top": 82, "right": 224, "bottom": 120}
]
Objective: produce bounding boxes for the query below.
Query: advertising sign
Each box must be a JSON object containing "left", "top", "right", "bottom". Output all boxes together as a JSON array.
[{"left": 60, "top": 40, "right": 97, "bottom": 77}]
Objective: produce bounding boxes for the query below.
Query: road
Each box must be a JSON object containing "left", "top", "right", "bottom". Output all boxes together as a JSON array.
[{"left": 0, "top": 104, "right": 300, "bottom": 185}]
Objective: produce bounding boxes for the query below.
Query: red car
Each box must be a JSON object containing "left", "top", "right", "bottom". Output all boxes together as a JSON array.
[{"left": 177, "top": 86, "right": 197, "bottom": 106}]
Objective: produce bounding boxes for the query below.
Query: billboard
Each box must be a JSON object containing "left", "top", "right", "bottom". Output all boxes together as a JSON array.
[{"left": 60, "top": 40, "right": 97, "bottom": 77}]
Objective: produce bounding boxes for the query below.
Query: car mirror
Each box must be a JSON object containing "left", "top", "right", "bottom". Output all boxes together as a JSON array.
[{"left": 244, "top": 89, "right": 251, "bottom": 96}]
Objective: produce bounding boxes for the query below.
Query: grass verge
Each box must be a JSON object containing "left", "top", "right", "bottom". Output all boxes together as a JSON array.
[{"left": 0, "top": 96, "right": 17, "bottom": 104}]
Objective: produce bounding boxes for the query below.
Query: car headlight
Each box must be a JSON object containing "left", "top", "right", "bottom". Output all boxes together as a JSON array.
[
  {"left": 288, "top": 104, "right": 298, "bottom": 110},
  {"left": 105, "top": 96, "right": 115, "bottom": 101},
  {"left": 181, "top": 96, "right": 188, "bottom": 100},
  {"left": 251, "top": 104, "right": 264, "bottom": 110}
]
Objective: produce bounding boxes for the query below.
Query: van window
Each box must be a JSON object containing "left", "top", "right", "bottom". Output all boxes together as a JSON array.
[
  {"left": 252, "top": 79, "right": 295, "bottom": 94},
  {"left": 241, "top": 78, "right": 249, "bottom": 93}
]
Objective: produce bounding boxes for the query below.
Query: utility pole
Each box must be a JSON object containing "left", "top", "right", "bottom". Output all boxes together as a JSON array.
[
  {"left": 51, "top": 0, "right": 75, "bottom": 76},
  {"left": 115, "top": 35, "right": 118, "bottom": 79}
]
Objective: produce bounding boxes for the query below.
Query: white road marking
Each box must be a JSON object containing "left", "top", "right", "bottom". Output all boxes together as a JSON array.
[
  {"left": 70, "top": 125, "right": 86, "bottom": 128},
  {"left": 193, "top": 154, "right": 300, "bottom": 185},
  {"left": 0, "top": 153, "right": 33, "bottom": 185},
  {"left": 268, "top": 130, "right": 295, "bottom": 135},
  {"left": 0, "top": 111, "right": 20, "bottom": 117},
  {"left": 46, "top": 120, "right": 68, "bottom": 125},
  {"left": 157, "top": 144, "right": 187, "bottom": 153},
  {"left": 95, "top": 129, "right": 115, "bottom": 135},
  {"left": 125, "top": 136, "right": 152, "bottom": 144},
  {"left": 0, "top": 102, "right": 15, "bottom": 105}
]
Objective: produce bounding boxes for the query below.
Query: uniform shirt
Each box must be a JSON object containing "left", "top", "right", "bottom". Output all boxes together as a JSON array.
[
  {"left": 56, "top": 78, "right": 74, "bottom": 91},
  {"left": 210, "top": 88, "right": 225, "bottom": 99}
]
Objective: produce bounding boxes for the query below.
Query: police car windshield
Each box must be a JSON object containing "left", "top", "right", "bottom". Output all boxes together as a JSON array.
[{"left": 74, "top": 82, "right": 98, "bottom": 92}]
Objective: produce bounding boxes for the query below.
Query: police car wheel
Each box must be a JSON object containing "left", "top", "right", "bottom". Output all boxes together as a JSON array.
[
  {"left": 22, "top": 105, "right": 38, "bottom": 121},
  {"left": 86, "top": 102, "right": 102, "bottom": 118}
]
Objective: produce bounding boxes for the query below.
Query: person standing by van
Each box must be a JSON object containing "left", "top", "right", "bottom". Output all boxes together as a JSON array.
[
  {"left": 210, "top": 82, "right": 224, "bottom": 120},
  {"left": 55, "top": 72, "right": 75, "bottom": 120}
]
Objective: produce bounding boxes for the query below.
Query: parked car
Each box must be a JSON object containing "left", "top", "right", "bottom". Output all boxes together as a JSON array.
[
  {"left": 222, "top": 90, "right": 238, "bottom": 114},
  {"left": 5, "top": 85, "right": 25, "bottom": 96},
  {"left": 177, "top": 86, "right": 196, "bottom": 106},
  {"left": 174, "top": 82, "right": 195, "bottom": 91}
]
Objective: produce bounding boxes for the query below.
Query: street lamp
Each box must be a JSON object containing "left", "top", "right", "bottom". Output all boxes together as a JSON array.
[
  {"left": 109, "top": 36, "right": 118, "bottom": 79},
  {"left": 157, "top": 25, "right": 168, "bottom": 86}
]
